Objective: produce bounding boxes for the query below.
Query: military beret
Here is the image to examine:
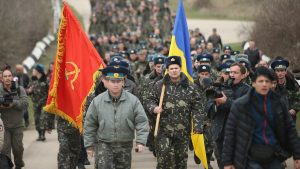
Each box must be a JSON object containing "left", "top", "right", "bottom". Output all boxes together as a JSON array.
[
  {"left": 219, "top": 63, "right": 231, "bottom": 72},
  {"left": 212, "top": 48, "right": 220, "bottom": 53},
  {"left": 231, "top": 50, "right": 240, "bottom": 55},
  {"left": 154, "top": 56, "right": 165, "bottom": 65},
  {"left": 128, "top": 49, "right": 136, "bottom": 54},
  {"left": 220, "top": 54, "right": 231, "bottom": 62},
  {"left": 109, "top": 60, "right": 129, "bottom": 69},
  {"left": 196, "top": 54, "right": 213, "bottom": 62},
  {"left": 119, "top": 51, "right": 129, "bottom": 58},
  {"left": 149, "top": 33, "right": 159, "bottom": 39},
  {"left": 224, "top": 59, "right": 235, "bottom": 66},
  {"left": 156, "top": 46, "right": 164, "bottom": 53},
  {"left": 197, "top": 65, "right": 211, "bottom": 73},
  {"left": 147, "top": 54, "right": 156, "bottom": 62},
  {"left": 110, "top": 55, "right": 123, "bottom": 62},
  {"left": 223, "top": 45, "right": 232, "bottom": 51},
  {"left": 271, "top": 59, "right": 289, "bottom": 70},
  {"left": 235, "top": 54, "right": 248, "bottom": 60},
  {"left": 237, "top": 58, "right": 251, "bottom": 70},
  {"left": 34, "top": 64, "right": 45, "bottom": 74},
  {"left": 140, "top": 45, "right": 147, "bottom": 50},
  {"left": 102, "top": 66, "right": 128, "bottom": 80},
  {"left": 166, "top": 56, "right": 182, "bottom": 68}
]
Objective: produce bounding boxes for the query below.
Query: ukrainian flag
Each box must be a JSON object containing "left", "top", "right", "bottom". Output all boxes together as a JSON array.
[
  {"left": 168, "top": 0, "right": 193, "bottom": 81},
  {"left": 169, "top": 1, "right": 208, "bottom": 169}
]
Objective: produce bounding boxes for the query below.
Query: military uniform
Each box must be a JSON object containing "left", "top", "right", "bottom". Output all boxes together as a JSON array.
[
  {"left": 196, "top": 54, "right": 218, "bottom": 81},
  {"left": 146, "top": 72, "right": 204, "bottom": 169},
  {"left": 29, "top": 75, "right": 48, "bottom": 141},
  {"left": 146, "top": 56, "right": 204, "bottom": 169},
  {"left": 194, "top": 65, "right": 214, "bottom": 168},
  {"left": 272, "top": 59, "right": 300, "bottom": 121},
  {"left": 84, "top": 66, "right": 149, "bottom": 169},
  {"left": 56, "top": 117, "right": 81, "bottom": 169}
]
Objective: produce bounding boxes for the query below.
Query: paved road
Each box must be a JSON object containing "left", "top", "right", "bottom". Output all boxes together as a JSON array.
[
  {"left": 22, "top": 128, "right": 215, "bottom": 169},
  {"left": 66, "top": 0, "right": 254, "bottom": 44},
  {"left": 22, "top": 128, "right": 294, "bottom": 169}
]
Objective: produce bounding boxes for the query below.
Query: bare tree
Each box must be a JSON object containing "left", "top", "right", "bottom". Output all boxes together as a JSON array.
[
  {"left": 0, "top": 0, "right": 52, "bottom": 67},
  {"left": 251, "top": 0, "right": 300, "bottom": 70}
]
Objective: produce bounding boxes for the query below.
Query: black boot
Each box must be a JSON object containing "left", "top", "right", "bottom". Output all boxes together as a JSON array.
[
  {"left": 36, "top": 130, "right": 42, "bottom": 141},
  {"left": 40, "top": 130, "right": 46, "bottom": 141}
]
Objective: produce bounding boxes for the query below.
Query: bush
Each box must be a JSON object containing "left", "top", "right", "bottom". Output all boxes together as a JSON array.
[
  {"left": 0, "top": 0, "right": 52, "bottom": 67},
  {"left": 251, "top": 0, "right": 300, "bottom": 70}
]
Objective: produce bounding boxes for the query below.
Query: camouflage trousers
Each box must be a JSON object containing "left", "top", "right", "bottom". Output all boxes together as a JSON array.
[
  {"left": 204, "top": 124, "right": 214, "bottom": 161},
  {"left": 33, "top": 105, "right": 46, "bottom": 131},
  {"left": 95, "top": 141, "right": 133, "bottom": 169},
  {"left": 2, "top": 127, "right": 24, "bottom": 168},
  {"left": 156, "top": 132, "right": 189, "bottom": 169},
  {"left": 146, "top": 121, "right": 156, "bottom": 154},
  {"left": 57, "top": 118, "right": 81, "bottom": 169}
]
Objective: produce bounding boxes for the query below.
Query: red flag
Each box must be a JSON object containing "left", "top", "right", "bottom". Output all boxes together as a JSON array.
[{"left": 44, "top": 3, "right": 105, "bottom": 132}]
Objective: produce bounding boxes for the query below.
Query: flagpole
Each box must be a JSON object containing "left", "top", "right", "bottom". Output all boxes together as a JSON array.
[{"left": 154, "top": 84, "right": 166, "bottom": 137}]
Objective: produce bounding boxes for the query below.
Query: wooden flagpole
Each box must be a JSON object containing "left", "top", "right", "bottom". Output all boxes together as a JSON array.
[{"left": 154, "top": 84, "right": 166, "bottom": 137}]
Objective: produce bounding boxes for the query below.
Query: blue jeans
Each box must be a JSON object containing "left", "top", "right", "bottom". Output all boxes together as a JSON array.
[{"left": 246, "top": 158, "right": 281, "bottom": 169}]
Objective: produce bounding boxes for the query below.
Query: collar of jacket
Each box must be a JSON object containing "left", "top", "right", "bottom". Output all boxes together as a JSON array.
[
  {"left": 162, "top": 72, "right": 189, "bottom": 88},
  {"left": 238, "top": 88, "right": 279, "bottom": 109},
  {"left": 103, "top": 89, "right": 126, "bottom": 102},
  {"left": 149, "top": 71, "right": 159, "bottom": 79}
]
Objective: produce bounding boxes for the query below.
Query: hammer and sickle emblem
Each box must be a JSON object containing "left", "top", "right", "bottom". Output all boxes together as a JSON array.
[{"left": 65, "top": 62, "right": 80, "bottom": 90}]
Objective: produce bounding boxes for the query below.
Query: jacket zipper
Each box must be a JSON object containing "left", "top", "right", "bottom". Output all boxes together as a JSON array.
[
  {"left": 263, "top": 96, "right": 269, "bottom": 144},
  {"left": 113, "top": 101, "right": 117, "bottom": 139}
]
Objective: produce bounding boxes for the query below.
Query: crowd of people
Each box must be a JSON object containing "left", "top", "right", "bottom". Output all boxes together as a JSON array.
[{"left": 1, "top": 0, "right": 300, "bottom": 169}]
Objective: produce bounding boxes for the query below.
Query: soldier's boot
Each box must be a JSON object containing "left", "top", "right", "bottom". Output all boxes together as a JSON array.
[
  {"left": 40, "top": 130, "right": 46, "bottom": 141},
  {"left": 36, "top": 130, "right": 42, "bottom": 141}
]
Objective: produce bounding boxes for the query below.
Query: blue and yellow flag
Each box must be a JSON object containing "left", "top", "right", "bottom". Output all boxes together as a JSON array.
[
  {"left": 169, "top": 1, "right": 208, "bottom": 169},
  {"left": 168, "top": 0, "right": 193, "bottom": 81}
]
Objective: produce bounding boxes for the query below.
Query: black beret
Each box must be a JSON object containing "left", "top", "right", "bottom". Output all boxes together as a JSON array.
[{"left": 34, "top": 64, "right": 45, "bottom": 74}]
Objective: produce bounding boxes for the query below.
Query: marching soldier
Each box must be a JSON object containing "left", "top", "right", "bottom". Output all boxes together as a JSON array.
[
  {"left": 146, "top": 56, "right": 204, "bottom": 169},
  {"left": 84, "top": 66, "right": 149, "bottom": 169},
  {"left": 271, "top": 58, "right": 300, "bottom": 121},
  {"left": 140, "top": 56, "right": 165, "bottom": 156},
  {"left": 194, "top": 65, "right": 214, "bottom": 169},
  {"left": 27, "top": 64, "right": 48, "bottom": 141}
]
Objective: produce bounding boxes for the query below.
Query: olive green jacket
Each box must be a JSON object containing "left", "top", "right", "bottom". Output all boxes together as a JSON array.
[{"left": 84, "top": 90, "right": 149, "bottom": 148}]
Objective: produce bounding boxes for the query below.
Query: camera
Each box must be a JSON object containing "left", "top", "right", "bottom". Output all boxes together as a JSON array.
[
  {"left": 205, "top": 83, "right": 224, "bottom": 100},
  {"left": 0, "top": 92, "right": 17, "bottom": 106},
  {"left": 204, "top": 78, "right": 234, "bottom": 100}
]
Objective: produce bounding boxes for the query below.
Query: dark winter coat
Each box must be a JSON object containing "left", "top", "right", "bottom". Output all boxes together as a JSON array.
[{"left": 222, "top": 88, "right": 300, "bottom": 169}]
